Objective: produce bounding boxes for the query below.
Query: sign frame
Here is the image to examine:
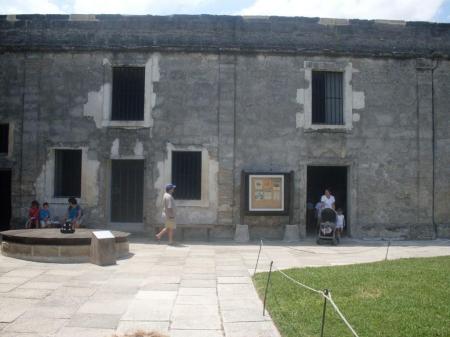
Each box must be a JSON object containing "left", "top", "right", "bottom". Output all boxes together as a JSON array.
[
  {"left": 242, "top": 171, "right": 292, "bottom": 216},
  {"left": 248, "top": 174, "right": 284, "bottom": 212}
]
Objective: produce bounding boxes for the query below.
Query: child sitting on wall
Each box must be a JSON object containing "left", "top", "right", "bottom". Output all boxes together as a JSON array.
[
  {"left": 39, "top": 202, "right": 51, "bottom": 228},
  {"left": 65, "top": 197, "right": 83, "bottom": 228},
  {"left": 27, "top": 200, "right": 40, "bottom": 229}
]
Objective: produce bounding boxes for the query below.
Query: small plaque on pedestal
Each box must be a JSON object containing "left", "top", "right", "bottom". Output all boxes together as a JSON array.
[{"left": 90, "top": 231, "right": 116, "bottom": 266}]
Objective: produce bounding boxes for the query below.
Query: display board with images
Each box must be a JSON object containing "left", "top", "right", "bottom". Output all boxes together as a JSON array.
[{"left": 249, "top": 174, "right": 285, "bottom": 212}]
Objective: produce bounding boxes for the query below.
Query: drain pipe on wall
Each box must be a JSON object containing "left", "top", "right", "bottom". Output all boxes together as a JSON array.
[
  {"left": 416, "top": 57, "right": 440, "bottom": 238},
  {"left": 431, "top": 58, "right": 440, "bottom": 238}
]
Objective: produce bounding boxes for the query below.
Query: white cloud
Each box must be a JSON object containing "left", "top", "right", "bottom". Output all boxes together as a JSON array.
[
  {"left": 240, "top": 0, "right": 444, "bottom": 21},
  {"left": 72, "top": 0, "right": 211, "bottom": 14},
  {"left": 0, "top": 0, "right": 214, "bottom": 15},
  {"left": 0, "top": 0, "right": 65, "bottom": 14},
  {"left": 1, "top": 0, "right": 444, "bottom": 20}
]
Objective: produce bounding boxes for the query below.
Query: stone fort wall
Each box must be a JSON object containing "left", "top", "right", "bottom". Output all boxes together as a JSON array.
[{"left": 1, "top": 15, "right": 449, "bottom": 239}]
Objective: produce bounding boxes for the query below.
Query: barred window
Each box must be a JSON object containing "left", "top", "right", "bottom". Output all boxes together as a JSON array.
[
  {"left": 312, "top": 71, "right": 344, "bottom": 125},
  {"left": 171, "top": 151, "right": 202, "bottom": 200},
  {"left": 54, "top": 150, "right": 82, "bottom": 197},
  {"left": 0, "top": 124, "right": 8, "bottom": 154},
  {"left": 112, "top": 67, "right": 145, "bottom": 121}
]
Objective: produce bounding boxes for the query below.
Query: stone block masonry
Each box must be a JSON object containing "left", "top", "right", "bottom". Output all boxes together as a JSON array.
[{"left": 0, "top": 15, "right": 448, "bottom": 239}]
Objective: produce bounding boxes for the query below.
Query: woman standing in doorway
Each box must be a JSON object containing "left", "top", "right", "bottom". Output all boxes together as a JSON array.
[{"left": 321, "top": 188, "right": 336, "bottom": 210}]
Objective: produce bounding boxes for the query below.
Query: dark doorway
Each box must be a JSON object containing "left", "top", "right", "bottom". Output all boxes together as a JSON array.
[
  {"left": 111, "top": 160, "right": 144, "bottom": 223},
  {"left": 306, "top": 166, "right": 348, "bottom": 236},
  {"left": 0, "top": 170, "right": 12, "bottom": 231}
]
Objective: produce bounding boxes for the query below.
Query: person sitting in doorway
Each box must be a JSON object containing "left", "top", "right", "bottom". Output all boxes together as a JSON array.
[
  {"left": 27, "top": 200, "right": 40, "bottom": 229},
  {"left": 65, "top": 197, "right": 83, "bottom": 228},
  {"left": 321, "top": 188, "right": 336, "bottom": 210}
]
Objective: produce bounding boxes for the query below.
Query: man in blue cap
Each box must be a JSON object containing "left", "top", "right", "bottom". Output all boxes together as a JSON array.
[{"left": 156, "top": 183, "right": 176, "bottom": 244}]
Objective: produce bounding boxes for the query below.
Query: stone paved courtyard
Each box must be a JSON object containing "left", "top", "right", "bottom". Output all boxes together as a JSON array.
[{"left": 0, "top": 238, "right": 450, "bottom": 337}]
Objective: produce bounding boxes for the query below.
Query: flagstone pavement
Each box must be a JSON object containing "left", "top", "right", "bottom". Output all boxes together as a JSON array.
[{"left": 0, "top": 238, "right": 449, "bottom": 337}]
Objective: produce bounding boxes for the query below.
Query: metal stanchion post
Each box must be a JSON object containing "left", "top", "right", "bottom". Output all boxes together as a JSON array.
[
  {"left": 385, "top": 240, "right": 391, "bottom": 261},
  {"left": 254, "top": 239, "right": 263, "bottom": 276},
  {"left": 320, "top": 289, "right": 329, "bottom": 337},
  {"left": 263, "top": 261, "right": 274, "bottom": 316}
]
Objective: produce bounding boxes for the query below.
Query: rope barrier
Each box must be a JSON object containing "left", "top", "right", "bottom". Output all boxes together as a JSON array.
[
  {"left": 275, "top": 267, "right": 324, "bottom": 295},
  {"left": 256, "top": 240, "right": 360, "bottom": 337},
  {"left": 287, "top": 245, "right": 382, "bottom": 255},
  {"left": 259, "top": 247, "right": 325, "bottom": 295},
  {"left": 325, "top": 293, "right": 360, "bottom": 337}
]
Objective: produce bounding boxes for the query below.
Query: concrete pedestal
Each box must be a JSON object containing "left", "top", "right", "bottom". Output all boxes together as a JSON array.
[
  {"left": 234, "top": 224, "right": 249, "bottom": 243},
  {"left": 90, "top": 231, "right": 116, "bottom": 266},
  {"left": 283, "top": 225, "right": 300, "bottom": 242}
]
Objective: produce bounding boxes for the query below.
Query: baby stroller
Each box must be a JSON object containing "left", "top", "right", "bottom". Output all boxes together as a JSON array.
[{"left": 316, "top": 208, "right": 338, "bottom": 245}]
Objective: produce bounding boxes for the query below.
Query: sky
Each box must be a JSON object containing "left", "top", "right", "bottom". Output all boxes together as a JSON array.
[{"left": 1, "top": 0, "right": 450, "bottom": 23}]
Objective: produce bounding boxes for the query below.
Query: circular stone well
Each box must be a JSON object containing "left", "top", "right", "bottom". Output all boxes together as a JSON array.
[{"left": 0, "top": 228, "right": 130, "bottom": 263}]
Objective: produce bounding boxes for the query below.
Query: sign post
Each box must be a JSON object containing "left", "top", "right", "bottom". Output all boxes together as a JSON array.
[{"left": 90, "top": 231, "right": 116, "bottom": 266}]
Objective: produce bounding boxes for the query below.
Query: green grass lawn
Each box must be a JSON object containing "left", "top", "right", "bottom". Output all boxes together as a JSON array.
[{"left": 253, "top": 256, "right": 450, "bottom": 337}]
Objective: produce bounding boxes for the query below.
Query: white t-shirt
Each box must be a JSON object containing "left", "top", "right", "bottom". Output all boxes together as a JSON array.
[
  {"left": 162, "top": 192, "right": 176, "bottom": 220},
  {"left": 336, "top": 214, "right": 345, "bottom": 228},
  {"left": 320, "top": 195, "right": 335, "bottom": 209}
]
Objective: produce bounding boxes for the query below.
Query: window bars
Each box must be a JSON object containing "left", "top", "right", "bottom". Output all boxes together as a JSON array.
[{"left": 312, "top": 71, "right": 344, "bottom": 125}]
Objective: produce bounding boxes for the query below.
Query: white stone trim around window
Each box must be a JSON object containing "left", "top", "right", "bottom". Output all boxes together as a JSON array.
[
  {"left": 296, "top": 60, "right": 364, "bottom": 131},
  {"left": 35, "top": 147, "right": 100, "bottom": 207},
  {"left": 156, "top": 143, "right": 219, "bottom": 208},
  {"left": 154, "top": 143, "right": 219, "bottom": 225},
  {"left": 165, "top": 144, "right": 210, "bottom": 208},
  {"left": 100, "top": 54, "right": 159, "bottom": 129}
]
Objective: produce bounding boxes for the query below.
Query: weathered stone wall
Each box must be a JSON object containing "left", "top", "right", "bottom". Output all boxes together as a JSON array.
[
  {"left": 0, "top": 53, "right": 24, "bottom": 225},
  {"left": 2, "top": 51, "right": 223, "bottom": 233},
  {"left": 231, "top": 55, "right": 440, "bottom": 239},
  {"left": 151, "top": 53, "right": 220, "bottom": 231},
  {"left": 434, "top": 62, "right": 450, "bottom": 238},
  {"left": 11, "top": 52, "right": 107, "bottom": 226},
  {"left": 2, "top": 15, "right": 450, "bottom": 59},
  {"left": 1, "top": 15, "right": 449, "bottom": 239}
]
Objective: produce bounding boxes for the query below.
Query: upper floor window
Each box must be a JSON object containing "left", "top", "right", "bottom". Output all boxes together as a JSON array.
[
  {"left": 112, "top": 67, "right": 145, "bottom": 121},
  {"left": 312, "top": 71, "right": 344, "bottom": 125},
  {"left": 0, "top": 124, "right": 9, "bottom": 154},
  {"left": 54, "top": 149, "right": 82, "bottom": 198},
  {"left": 171, "top": 151, "right": 202, "bottom": 200}
]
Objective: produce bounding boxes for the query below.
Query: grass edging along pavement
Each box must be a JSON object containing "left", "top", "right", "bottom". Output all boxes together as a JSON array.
[{"left": 253, "top": 256, "right": 450, "bottom": 337}]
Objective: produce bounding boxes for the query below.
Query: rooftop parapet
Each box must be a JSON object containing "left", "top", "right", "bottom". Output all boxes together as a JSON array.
[{"left": 1, "top": 14, "right": 449, "bottom": 58}]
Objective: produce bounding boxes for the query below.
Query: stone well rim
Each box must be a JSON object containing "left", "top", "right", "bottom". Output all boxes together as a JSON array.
[{"left": 0, "top": 228, "right": 130, "bottom": 246}]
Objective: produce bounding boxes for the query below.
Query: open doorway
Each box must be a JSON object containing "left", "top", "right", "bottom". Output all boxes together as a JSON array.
[
  {"left": 306, "top": 166, "right": 348, "bottom": 236},
  {"left": 0, "top": 169, "right": 11, "bottom": 231}
]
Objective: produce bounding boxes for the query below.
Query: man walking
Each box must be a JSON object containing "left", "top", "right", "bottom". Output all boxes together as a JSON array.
[{"left": 156, "top": 184, "right": 176, "bottom": 244}]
